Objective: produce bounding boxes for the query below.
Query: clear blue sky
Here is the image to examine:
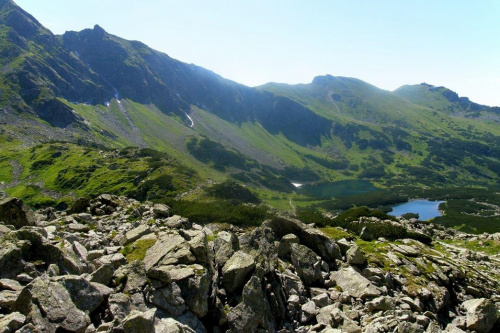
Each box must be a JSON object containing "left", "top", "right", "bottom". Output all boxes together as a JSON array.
[{"left": 15, "top": 0, "right": 500, "bottom": 106}]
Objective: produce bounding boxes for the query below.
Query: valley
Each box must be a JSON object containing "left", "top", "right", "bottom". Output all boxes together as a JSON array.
[{"left": 0, "top": 1, "right": 499, "bottom": 332}]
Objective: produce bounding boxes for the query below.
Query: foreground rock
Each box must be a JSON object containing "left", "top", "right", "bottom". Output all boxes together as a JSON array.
[
  {"left": 0, "top": 195, "right": 498, "bottom": 332},
  {"left": 0, "top": 198, "right": 35, "bottom": 229}
]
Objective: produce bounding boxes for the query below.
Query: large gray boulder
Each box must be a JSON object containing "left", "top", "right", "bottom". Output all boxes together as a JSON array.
[
  {"left": 227, "top": 276, "right": 266, "bottom": 332},
  {"left": 122, "top": 308, "right": 156, "bottom": 333},
  {"left": 346, "top": 244, "right": 366, "bottom": 266},
  {"left": 143, "top": 231, "right": 195, "bottom": 271},
  {"left": 153, "top": 203, "right": 170, "bottom": 218},
  {"left": 290, "top": 243, "right": 322, "bottom": 286},
  {"left": 14, "top": 277, "right": 91, "bottom": 332},
  {"left": 187, "top": 231, "right": 210, "bottom": 265},
  {"left": 53, "top": 275, "right": 113, "bottom": 312},
  {"left": 155, "top": 318, "right": 196, "bottom": 333},
  {"left": 0, "top": 242, "right": 23, "bottom": 279},
  {"left": 278, "top": 234, "right": 300, "bottom": 259},
  {"left": 239, "top": 226, "right": 278, "bottom": 276},
  {"left": 113, "top": 260, "right": 148, "bottom": 294},
  {"left": 366, "top": 296, "right": 395, "bottom": 312},
  {"left": 151, "top": 264, "right": 210, "bottom": 317},
  {"left": 263, "top": 217, "right": 342, "bottom": 261},
  {"left": 330, "top": 267, "right": 382, "bottom": 299},
  {"left": 108, "top": 293, "right": 132, "bottom": 321},
  {"left": 214, "top": 231, "right": 239, "bottom": 267},
  {"left": 0, "top": 312, "right": 26, "bottom": 332},
  {"left": 462, "top": 298, "right": 498, "bottom": 333},
  {"left": 0, "top": 198, "right": 35, "bottom": 229},
  {"left": 148, "top": 282, "right": 187, "bottom": 317},
  {"left": 222, "top": 251, "right": 255, "bottom": 293},
  {"left": 119, "top": 224, "right": 152, "bottom": 246}
]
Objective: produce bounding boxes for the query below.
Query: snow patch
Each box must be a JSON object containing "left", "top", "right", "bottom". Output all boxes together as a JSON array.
[
  {"left": 292, "top": 183, "right": 303, "bottom": 188},
  {"left": 184, "top": 111, "right": 194, "bottom": 127}
]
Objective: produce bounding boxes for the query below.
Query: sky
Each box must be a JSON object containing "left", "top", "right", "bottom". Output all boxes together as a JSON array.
[{"left": 15, "top": 0, "right": 500, "bottom": 106}]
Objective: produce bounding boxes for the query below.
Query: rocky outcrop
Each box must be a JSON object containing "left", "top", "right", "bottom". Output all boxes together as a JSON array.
[
  {"left": 0, "top": 198, "right": 35, "bottom": 229},
  {"left": 462, "top": 298, "right": 498, "bottom": 333},
  {"left": 0, "top": 195, "right": 499, "bottom": 332}
]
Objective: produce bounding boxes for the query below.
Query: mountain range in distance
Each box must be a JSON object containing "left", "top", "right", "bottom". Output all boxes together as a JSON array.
[{"left": 2, "top": 0, "right": 500, "bottom": 218}]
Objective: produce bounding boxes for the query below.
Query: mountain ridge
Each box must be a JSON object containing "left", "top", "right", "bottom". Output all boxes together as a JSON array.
[{"left": 3, "top": 0, "right": 500, "bottom": 216}]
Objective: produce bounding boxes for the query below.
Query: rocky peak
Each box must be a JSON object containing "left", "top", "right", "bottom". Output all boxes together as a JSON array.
[{"left": 0, "top": 0, "right": 45, "bottom": 40}]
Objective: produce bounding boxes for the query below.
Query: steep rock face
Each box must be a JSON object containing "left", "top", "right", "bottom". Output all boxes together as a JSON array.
[
  {"left": 61, "top": 25, "right": 332, "bottom": 146},
  {"left": 0, "top": 195, "right": 499, "bottom": 332},
  {"left": 0, "top": 0, "right": 114, "bottom": 115}
]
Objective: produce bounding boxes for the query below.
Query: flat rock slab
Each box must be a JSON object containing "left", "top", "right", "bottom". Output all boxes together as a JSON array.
[
  {"left": 390, "top": 244, "right": 420, "bottom": 257},
  {"left": 330, "top": 267, "right": 382, "bottom": 299}
]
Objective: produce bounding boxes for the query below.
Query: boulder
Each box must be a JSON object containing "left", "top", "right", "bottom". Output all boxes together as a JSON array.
[
  {"left": 366, "top": 296, "right": 395, "bottom": 312},
  {"left": 174, "top": 265, "right": 211, "bottom": 317},
  {"left": 346, "top": 244, "right": 366, "bottom": 266},
  {"left": 119, "top": 224, "right": 152, "bottom": 246},
  {"left": 122, "top": 308, "right": 156, "bottom": 333},
  {"left": 0, "top": 242, "right": 24, "bottom": 279},
  {"left": 239, "top": 226, "right": 278, "bottom": 275},
  {"left": 155, "top": 318, "right": 196, "bottom": 333},
  {"left": 153, "top": 203, "right": 170, "bottom": 218},
  {"left": 53, "top": 275, "right": 113, "bottom": 312},
  {"left": 0, "top": 279, "right": 22, "bottom": 291},
  {"left": 227, "top": 276, "right": 266, "bottom": 332},
  {"left": 94, "top": 252, "right": 127, "bottom": 270},
  {"left": 67, "top": 197, "right": 90, "bottom": 215},
  {"left": 72, "top": 241, "right": 88, "bottom": 261},
  {"left": 300, "top": 300, "right": 317, "bottom": 324},
  {"left": 214, "top": 231, "right": 239, "bottom": 267},
  {"left": 222, "top": 251, "right": 255, "bottom": 293},
  {"left": 0, "top": 198, "right": 35, "bottom": 229},
  {"left": 263, "top": 217, "right": 342, "bottom": 261},
  {"left": 277, "top": 234, "right": 299, "bottom": 259},
  {"left": 290, "top": 243, "right": 322, "bottom": 286},
  {"left": 89, "top": 263, "right": 115, "bottom": 285},
  {"left": 187, "top": 231, "right": 209, "bottom": 265},
  {"left": 148, "top": 282, "right": 187, "bottom": 317},
  {"left": 14, "top": 277, "right": 91, "bottom": 332},
  {"left": 113, "top": 260, "right": 148, "bottom": 294},
  {"left": 462, "top": 298, "right": 498, "bottom": 333},
  {"left": 165, "top": 215, "right": 191, "bottom": 229},
  {"left": 108, "top": 293, "right": 132, "bottom": 321},
  {"left": 0, "top": 290, "right": 20, "bottom": 310},
  {"left": 329, "top": 267, "right": 382, "bottom": 299},
  {"left": 0, "top": 312, "right": 26, "bottom": 332},
  {"left": 143, "top": 231, "right": 195, "bottom": 271}
]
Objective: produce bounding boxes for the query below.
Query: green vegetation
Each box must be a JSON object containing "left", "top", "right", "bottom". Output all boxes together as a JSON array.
[
  {"left": 3, "top": 3, "right": 500, "bottom": 236},
  {"left": 442, "top": 239, "right": 500, "bottom": 256},
  {"left": 206, "top": 180, "right": 260, "bottom": 204},
  {"left": 2, "top": 142, "right": 199, "bottom": 207},
  {"left": 167, "top": 199, "right": 271, "bottom": 227},
  {"left": 121, "top": 239, "right": 157, "bottom": 262},
  {"left": 319, "top": 227, "right": 353, "bottom": 240},
  {"left": 298, "top": 206, "right": 431, "bottom": 243}
]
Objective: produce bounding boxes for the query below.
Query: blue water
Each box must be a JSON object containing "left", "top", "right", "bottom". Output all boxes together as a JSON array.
[{"left": 389, "top": 199, "right": 445, "bottom": 220}]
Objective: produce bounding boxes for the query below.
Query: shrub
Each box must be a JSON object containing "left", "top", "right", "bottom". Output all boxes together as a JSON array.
[
  {"left": 167, "top": 199, "right": 270, "bottom": 227},
  {"left": 207, "top": 181, "right": 260, "bottom": 204}
]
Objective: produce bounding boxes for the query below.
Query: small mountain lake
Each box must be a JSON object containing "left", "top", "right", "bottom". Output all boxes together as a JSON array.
[
  {"left": 298, "top": 180, "right": 379, "bottom": 198},
  {"left": 389, "top": 199, "right": 445, "bottom": 220}
]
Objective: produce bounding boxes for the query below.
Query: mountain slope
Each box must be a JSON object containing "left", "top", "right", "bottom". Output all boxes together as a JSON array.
[
  {"left": 0, "top": 0, "right": 114, "bottom": 122},
  {"left": 395, "top": 83, "right": 500, "bottom": 122},
  {"left": 2, "top": 0, "right": 500, "bottom": 205}
]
